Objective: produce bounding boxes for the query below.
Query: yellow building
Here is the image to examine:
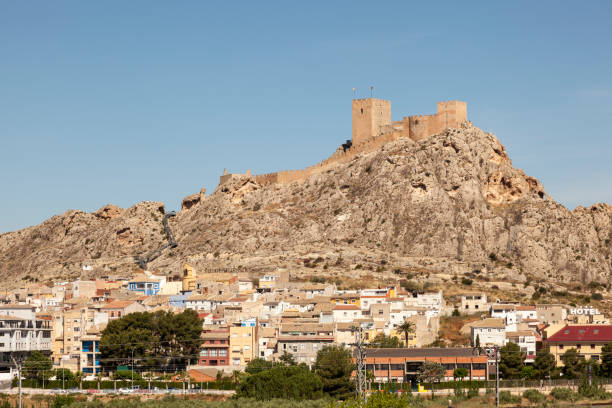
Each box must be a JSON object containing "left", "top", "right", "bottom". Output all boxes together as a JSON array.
[
  {"left": 182, "top": 264, "right": 197, "bottom": 292},
  {"left": 546, "top": 325, "right": 612, "bottom": 365},
  {"left": 229, "top": 322, "right": 258, "bottom": 366},
  {"left": 331, "top": 293, "right": 360, "bottom": 307}
]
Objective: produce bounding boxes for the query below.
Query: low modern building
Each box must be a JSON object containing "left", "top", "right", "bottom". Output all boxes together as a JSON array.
[
  {"left": 357, "top": 348, "right": 488, "bottom": 384},
  {"left": 545, "top": 325, "right": 612, "bottom": 364}
]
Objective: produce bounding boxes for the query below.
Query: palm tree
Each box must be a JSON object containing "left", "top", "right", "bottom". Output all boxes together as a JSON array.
[
  {"left": 398, "top": 320, "right": 415, "bottom": 348},
  {"left": 74, "top": 371, "right": 83, "bottom": 390}
]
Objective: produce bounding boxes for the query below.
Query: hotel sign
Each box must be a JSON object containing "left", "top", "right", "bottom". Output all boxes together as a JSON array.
[{"left": 570, "top": 306, "right": 600, "bottom": 315}]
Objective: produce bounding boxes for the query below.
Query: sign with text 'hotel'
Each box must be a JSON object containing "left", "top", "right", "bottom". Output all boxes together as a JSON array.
[{"left": 570, "top": 306, "right": 600, "bottom": 315}]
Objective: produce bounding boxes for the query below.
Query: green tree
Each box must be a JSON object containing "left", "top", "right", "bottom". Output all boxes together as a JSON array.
[
  {"left": 279, "top": 351, "right": 296, "bottom": 366},
  {"left": 600, "top": 343, "right": 612, "bottom": 378},
  {"left": 417, "top": 361, "right": 445, "bottom": 398},
  {"left": 533, "top": 347, "right": 557, "bottom": 379},
  {"left": 499, "top": 342, "right": 525, "bottom": 379},
  {"left": 245, "top": 358, "right": 274, "bottom": 374},
  {"left": 237, "top": 365, "right": 323, "bottom": 400},
  {"left": 520, "top": 365, "right": 536, "bottom": 379},
  {"left": 54, "top": 368, "right": 75, "bottom": 383},
  {"left": 398, "top": 320, "right": 415, "bottom": 348},
  {"left": 368, "top": 333, "right": 403, "bottom": 348},
  {"left": 23, "top": 351, "right": 52, "bottom": 382},
  {"left": 99, "top": 309, "right": 203, "bottom": 372},
  {"left": 561, "top": 348, "right": 585, "bottom": 379},
  {"left": 453, "top": 367, "right": 468, "bottom": 380},
  {"left": 475, "top": 334, "right": 481, "bottom": 349},
  {"left": 314, "top": 345, "right": 354, "bottom": 400}
]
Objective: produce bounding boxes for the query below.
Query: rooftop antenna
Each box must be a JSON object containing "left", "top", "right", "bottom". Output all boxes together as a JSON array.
[
  {"left": 370, "top": 85, "right": 374, "bottom": 97},
  {"left": 352, "top": 88, "right": 356, "bottom": 98}
]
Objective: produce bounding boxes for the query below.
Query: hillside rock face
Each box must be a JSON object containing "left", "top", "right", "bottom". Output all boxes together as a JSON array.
[{"left": 0, "top": 122, "right": 610, "bottom": 287}]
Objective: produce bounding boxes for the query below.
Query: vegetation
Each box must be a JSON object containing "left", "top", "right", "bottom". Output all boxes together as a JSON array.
[
  {"left": 99, "top": 309, "right": 203, "bottom": 372},
  {"left": 313, "top": 345, "right": 354, "bottom": 400},
  {"left": 499, "top": 342, "right": 524, "bottom": 379},
  {"left": 368, "top": 333, "right": 403, "bottom": 348},
  {"left": 23, "top": 350, "right": 52, "bottom": 381},
  {"left": 522, "top": 388, "right": 545, "bottom": 403},
  {"left": 236, "top": 364, "right": 323, "bottom": 400},
  {"left": 398, "top": 320, "right": 415, "bottom": 347},
  {"left": 417, "top": 361, "right": 445, "bottom": 398},
  {"left": 550, "top": 387, "right": 578, "bottom": 401},
  {"left": 532, "top": 347, "right": 557, "bottom": 379}
]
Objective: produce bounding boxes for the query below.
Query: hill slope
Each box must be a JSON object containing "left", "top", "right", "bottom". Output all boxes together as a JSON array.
[{"left": 1, "top": 122, "right": 610, "bottom": 287}]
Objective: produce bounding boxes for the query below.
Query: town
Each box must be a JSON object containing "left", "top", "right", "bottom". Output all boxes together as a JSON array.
[{"left": 1, "top": 263, "right": 610, "bottom": 393}]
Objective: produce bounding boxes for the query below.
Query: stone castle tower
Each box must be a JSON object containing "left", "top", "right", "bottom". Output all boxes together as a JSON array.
[{"left": 352, "top": 98, "right": 392, "bottom": 146}]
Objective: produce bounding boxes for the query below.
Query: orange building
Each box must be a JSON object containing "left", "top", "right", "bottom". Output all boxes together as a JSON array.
[{"left": 356, "top": 348, "right": 488, "bottom": 385}]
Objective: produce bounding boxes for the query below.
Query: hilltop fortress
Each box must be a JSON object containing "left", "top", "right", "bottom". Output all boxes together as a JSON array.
[{"left": 220, "top": 98, "right": 467, "bottom": 185}]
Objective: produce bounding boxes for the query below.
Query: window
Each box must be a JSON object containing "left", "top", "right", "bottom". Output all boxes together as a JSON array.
[
  {"left": 219, "top": 349, "right": 227, "bottom": 356},
  {"left": 209, "top": 349, "right": 217, "bottom": 357},
  {"left": 200, "top": 350, "right": 208, "bottom": 357},
  {"left": 559, "top": 345, "right": 564, "bottom": 350},
  {"left": 577, "top": 344, "right": 581, "bottom": 349},
  {"left": 591, "top": 344, "right": 596, "bottom": 349}
]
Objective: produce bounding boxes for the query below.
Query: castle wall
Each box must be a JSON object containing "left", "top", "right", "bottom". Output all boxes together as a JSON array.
[{"left": 223, "top": 99, "right": 467, "bottom": 187}]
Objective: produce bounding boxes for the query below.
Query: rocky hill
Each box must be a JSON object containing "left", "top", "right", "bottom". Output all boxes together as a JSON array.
[{"left": 1, "top": 122, "right": 610, "bottom": 289}]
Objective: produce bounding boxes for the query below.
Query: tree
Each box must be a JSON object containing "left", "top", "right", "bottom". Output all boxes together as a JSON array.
[
  {"left": 23, "top": 351, "right": 52, "bottom": 382},
  {"left": 368, "top": 333, "right": 403, "bottom": 348},
  {"left": 100, "top": 309, "right": 203, "bottom": 372},
  {"left": 475, "top": 334, "right": 481, "bottom": 349},
  {"left": 533, "top": 347, "right": 557, "bottom": 379},
  {"left": 520, "top": 365, "right": 536, "bottom": 379},
  {"left": 417, "top": 361, "right": 445, "bottom": 398},
  {"left": 279, "top": 351, "right": 296, "bottom": 366},
  {"left": 453, "top": 367, "right": 468, "bottom": 380},
  {"left": 236, "top": 365, "right": 323, "bottom": 400},
  {"left": 314, "top": 345, "right": 354, "bottom": 400},
  {"left": 600, "top": 343, "right": 612, "bottom": 378},
  {"left": 245, "top": 358, "right": 274, "bottom": 374},
  {"left": 398, "top": 320, "right": 415, "bottom": 348},
  {"left": 499, "top": 342, "right": 525, "bottom": 379},
  {"left": 54, "top": 368, "right": 75, "bottom": 383},
  {"left": 561, "top": 348, "right": 586, "bottom": 379}
]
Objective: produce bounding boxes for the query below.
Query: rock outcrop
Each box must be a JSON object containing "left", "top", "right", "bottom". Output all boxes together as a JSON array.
[{"left": 0, "top": 122, "right": 610, "bottom": 287}]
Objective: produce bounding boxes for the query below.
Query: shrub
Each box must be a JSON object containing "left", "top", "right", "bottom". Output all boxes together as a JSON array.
[
  {"left": 550, "top": 387, "right": 577, "bottom": 401},
  {"left": 498, "top": 391, "right": 521, "bottom": 404},
  {"left": 461, "top": 277, "right": 473, "bottom": 286},
  {"left": 592, "top": 292, "right": 603, "bottom": 301},
  {"left": 522, "top": 389, "right": 546, "bottom": 403},
  {"left": 488, "top": 253, "right": 497, "bottom": 261},
  {"left": 452, "top": 309, "right": 460, "bottom": 317}
]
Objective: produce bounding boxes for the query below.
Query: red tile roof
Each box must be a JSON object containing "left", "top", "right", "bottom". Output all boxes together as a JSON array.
[{"left": 546, "top": 325, "right": 612, "bottom": 342}]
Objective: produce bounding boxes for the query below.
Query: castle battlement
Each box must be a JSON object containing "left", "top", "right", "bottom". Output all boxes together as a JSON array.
[{"left": 221, "top": 98, "right": 467, "bottom": 186}]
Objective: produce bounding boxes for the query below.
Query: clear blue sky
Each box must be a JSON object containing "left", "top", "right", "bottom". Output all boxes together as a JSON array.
[{"left": 1, "top": 1, "right": 611, "bottom": 233}]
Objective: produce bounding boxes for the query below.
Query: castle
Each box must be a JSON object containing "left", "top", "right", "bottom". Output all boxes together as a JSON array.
[{"left": 220, "top": 98, "right": 467, "bottom": 185}]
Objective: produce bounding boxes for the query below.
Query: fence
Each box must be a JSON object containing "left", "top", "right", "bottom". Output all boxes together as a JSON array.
[
  {"left": 369, "top": 378, "right": 612, "bottom": 392},
  {"left": 12, "top": 378, "right": 236, "bottom": 391}
]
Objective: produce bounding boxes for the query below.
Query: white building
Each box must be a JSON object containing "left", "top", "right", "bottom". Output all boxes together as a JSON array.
[
  {"left": 332, "top": 305, "right": 363, "bottom": 323},
  {"left": 0, "top": 306, "right": 52, "bottom": 372},
  {"left": 490, "top": 304, "right": 517, "bottom": 331},
  {"left": 506, "top": 330, "right": 537, "bottom": 363},
  {"left": 470, "top": 318, "right": 506, "bottom": 347}
]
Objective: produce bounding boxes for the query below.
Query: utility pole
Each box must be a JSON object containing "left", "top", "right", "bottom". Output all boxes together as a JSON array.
[
  {"left": 11, "top": 356, "right": 21, "bottom": 408},
  {"left": 131, "top": 348, "right": 135, "bottom": 387},
  {"left": 354, "top": 325, "right": 367, "bottom": 406},
  {"left": 495, "top": 347, "right": 499, "bottom": 408}
]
